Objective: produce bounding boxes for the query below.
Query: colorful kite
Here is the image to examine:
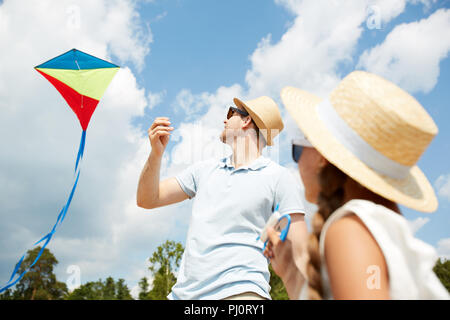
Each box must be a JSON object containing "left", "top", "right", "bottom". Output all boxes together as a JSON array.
[{"left": 0, "top": 49, "right": 119, "bottom": 293}]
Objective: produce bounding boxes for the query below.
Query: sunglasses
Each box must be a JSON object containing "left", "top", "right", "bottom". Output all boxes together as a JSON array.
[
  {"left": 227, "top": 106, "right": 249, "bottom": 119},
  {"left": 291, "top": 138, "right": 313, "bottom": 162},
  {"left": 292, "top": 144, "right": 304, "bottom": 163}
]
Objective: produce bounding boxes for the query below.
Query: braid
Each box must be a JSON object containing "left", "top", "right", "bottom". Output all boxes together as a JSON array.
[{"left": 307, "top": 163, "right": 347, "bottom": 300}]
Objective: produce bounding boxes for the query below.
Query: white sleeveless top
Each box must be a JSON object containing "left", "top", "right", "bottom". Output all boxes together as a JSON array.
[{"left": 299, "top": 199, "right": 449, "bottom": 299}]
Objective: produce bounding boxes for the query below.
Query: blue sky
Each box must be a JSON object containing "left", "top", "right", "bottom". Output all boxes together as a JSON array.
[
  {"left": 0, "top": 0, "right": 449, "bottom": 297},
  {"left": 136, "top": 1, "right": 290, "bottom": 91}
]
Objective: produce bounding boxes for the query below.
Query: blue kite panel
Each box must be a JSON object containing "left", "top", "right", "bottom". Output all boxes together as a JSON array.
[{"left": 35, "top": 49, "right": 119, "bottom": 70}]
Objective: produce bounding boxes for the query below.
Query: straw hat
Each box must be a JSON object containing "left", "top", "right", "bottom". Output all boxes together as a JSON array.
[
  {"left": 234, "top": 96, "right": 284, "bottom": 146},
  {"left": 281, "top": 71, "right": 438, "bottom": 213}
]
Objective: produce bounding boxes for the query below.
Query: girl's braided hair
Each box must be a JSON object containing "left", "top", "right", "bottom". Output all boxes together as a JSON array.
[{"left": 307, "top": 162, "right": 347, "bottom": 299}]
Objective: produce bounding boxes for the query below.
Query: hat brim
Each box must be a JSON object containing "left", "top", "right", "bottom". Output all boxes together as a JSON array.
[
  {"left": 233, "top": 97, "right": 273, "bottom": 146},
  {"left": 281, "top": 86, "right": 438, "bottom": 213}
]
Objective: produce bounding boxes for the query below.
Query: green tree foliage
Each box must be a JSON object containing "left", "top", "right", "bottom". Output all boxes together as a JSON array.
[
  {"left": 139, "top": 240, "right": 184, "bottom": 300},
  {"left": 116, "top": 278, "right": 133, "bottom": 300},
  {"left": 0, "top": 289, "right": 14, "bottom": 300},
  {"left": 66, "top": 280, "right": 104, "bottom": 300},
  {"left": 147, "top": 264, "right": 177, "bottom": 300},
  {"left": 66, "top": 277, "right": 133, "bottom": 300},
  {"left": 103, "top": 276, "right": 116, "bottom": 300},
  {"left": 138, "top": 277, "right": 150, "bottom": 300},
  {"left": 433, "top": 258, "right": 450, "bottom": 293},
  {"left": 269, "top": 264, "right": 289, "bottom": 300},
  {"left": 8, "top": 246, "right": 68, "bottom": 300},
  {"left": 3, "top": 243, "right": 446, "bottom": 301}
]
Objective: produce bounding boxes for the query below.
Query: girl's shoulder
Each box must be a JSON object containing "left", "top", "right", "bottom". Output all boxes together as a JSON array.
[{"left": 319, "top": 199, "right": 449, "bottom": 299}]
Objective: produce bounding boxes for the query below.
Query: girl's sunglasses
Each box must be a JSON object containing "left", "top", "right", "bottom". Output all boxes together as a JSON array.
[
  {"left": 227, "top": 106, "right": 249, "bottom": 119},
  {"left": 292, "top": 144, "right": 304, "bottom": 163},
  {"left": 291, "top": 137, "right": 313, "bottom": 162}
]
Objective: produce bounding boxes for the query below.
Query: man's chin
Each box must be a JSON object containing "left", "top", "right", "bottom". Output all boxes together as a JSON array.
[
  {"left": 219, "top": 133, "right": 227, "bottom": 144},
  {"left": 220, "top": 129, "right": 238, "bottom": 145},
  {"left": 220, "top": 130, "right": 228, "bottom": 143}
]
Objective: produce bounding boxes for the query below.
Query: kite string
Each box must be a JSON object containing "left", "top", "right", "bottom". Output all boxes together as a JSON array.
[{"left": 0, "top": 130, "right": 87, "bottom": 294}]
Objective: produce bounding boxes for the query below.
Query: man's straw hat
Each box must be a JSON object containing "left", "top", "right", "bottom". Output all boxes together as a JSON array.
[
  {"left": 234, "top": 96, "right": 284, "bottom": 146},
  {"left": 281, "top": 71, "right": 438, "bottom": 213}
]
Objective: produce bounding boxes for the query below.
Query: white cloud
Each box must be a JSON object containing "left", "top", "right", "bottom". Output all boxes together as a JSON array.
[
  {"left": 147, "top": 90, "right": 166, "bottom": 110},
  {"left": 246, "top": 0, "right": 420, "bottom": 100},
  {"left": 436, "top": 238, "right": 450, "bottom": 260},
  {"left": 246, "top": 0, "right": 368, "bottom": 99},
  {"left": 407, "top": 217, "right": 430, "bottom": 234},
  {"left": 274, "top": 0, "right": 425, "bottom": 19},
  {"left": 435, "top": 174, "right": 450, "bottom": 201},
  {"left": 166, "top": 84, "right": 243, "bottom": 170},
  {"left": 258, "top": 0, "right": 445, "bottom": 100},
  {"left": 173, "top": 89, "right": 209, "bottom": 119},
  {"left": 364, "top": 0, "right": 437, "bottom": 26},
  {"left": 99, "top": 0, "right": 152, "bottom": 72},
  {"left": 357, "top": 8, "right": 450, "bottom": 93},
  {"left": 125, "top": 255, "right": 154, "bottom": 299}
]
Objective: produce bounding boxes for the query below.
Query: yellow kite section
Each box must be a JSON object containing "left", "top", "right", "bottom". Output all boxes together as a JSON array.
[{"left": 36, "top": 67, "right": 119, "bottom": 100}]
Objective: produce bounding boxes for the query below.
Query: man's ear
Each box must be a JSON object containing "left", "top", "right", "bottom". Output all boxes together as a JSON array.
[{"left": 242, "top": 116, "right": 253, "bottom": 129}]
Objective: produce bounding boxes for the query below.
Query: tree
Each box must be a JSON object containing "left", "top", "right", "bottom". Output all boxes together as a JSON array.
[
  {"left": 269, "top": 264, "right": 289, "bottom": 300},
  {"left": 116, "top": 278, "right": 133, "bottom": 300},
  {"left": 147, "top": 265, "right": 177, "bottom": 300},
  {"left": 138, "top": 277, "right": 150, "bottom": 300},
  {"left": 143, "top": 240, "right": 184, "bottom": 300},
  {"left": 66, "top": 277, "right": 133, "bottom": 300},
  {"left": 103, "top": 276, "right": 116, "bottom": 300},
  {"left": 433, "top": 258, "right": 450, "bottom": 293},
  {"left": 13, "top": 246, "right": 68, "bottom": 300},
  {"left": 0, "top": 289, "right": 14, "bottom": 300},
  {"left": 66, "top": 280, "right": 104, "bottom": 300}
]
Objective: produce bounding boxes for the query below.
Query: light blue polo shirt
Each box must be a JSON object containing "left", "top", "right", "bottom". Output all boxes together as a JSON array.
[{"left": 167, "top": 153, "right": 306, "bottom": 300}]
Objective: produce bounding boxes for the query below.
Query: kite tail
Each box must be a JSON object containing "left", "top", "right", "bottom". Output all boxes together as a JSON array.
[{"left": 0, "top": 130, "right": 87, "bottom": 294}]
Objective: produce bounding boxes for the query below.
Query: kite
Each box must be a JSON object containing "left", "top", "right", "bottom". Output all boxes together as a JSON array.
[{"left": 0, "top": 49, "right": 119, "bottom": 293}]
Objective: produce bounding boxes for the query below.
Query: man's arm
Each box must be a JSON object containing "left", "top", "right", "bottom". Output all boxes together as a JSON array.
[
  {"left": 137, "top": 154, "right": 188, "bottom": 209},
  {"left": 136, "top": 117, "right": 188, "bottom": 209}
]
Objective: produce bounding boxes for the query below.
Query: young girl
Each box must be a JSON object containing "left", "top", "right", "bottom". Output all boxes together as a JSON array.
[{"left": 264, "top": 71, "right": 449, "bottom": 299}]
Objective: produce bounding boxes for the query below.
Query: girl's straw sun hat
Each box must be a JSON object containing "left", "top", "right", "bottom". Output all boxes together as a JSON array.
[{"left": 281, "top": 71, "right": 438, "bottom": 213}]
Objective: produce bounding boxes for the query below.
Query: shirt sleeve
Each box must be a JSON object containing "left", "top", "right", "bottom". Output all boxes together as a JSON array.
[
  {"left": 274, "top": 168, "right": 306, "bottom": 216},
  {"left": 174, "top": 161, "right": 203, "bottom": 199}
]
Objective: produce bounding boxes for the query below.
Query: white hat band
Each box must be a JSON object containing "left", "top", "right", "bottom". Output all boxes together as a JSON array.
[{"left": 316, "top": 99, "right": 411, "bottom": 180}]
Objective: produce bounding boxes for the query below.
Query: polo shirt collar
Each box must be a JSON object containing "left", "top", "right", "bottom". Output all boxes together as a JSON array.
[{"left": 218, "top": 153, "right": 271, "bottom": 171}]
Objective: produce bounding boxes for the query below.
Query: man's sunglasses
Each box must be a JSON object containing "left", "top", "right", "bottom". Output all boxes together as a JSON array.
[{"left": 227, "top": 106, "right": 249, "bottom": 119}]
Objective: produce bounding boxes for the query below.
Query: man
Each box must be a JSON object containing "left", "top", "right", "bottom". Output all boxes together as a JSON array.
[{"left": 137, "top": 96, "right": 308, "bottom": 300}]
